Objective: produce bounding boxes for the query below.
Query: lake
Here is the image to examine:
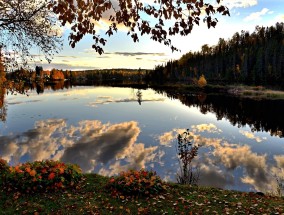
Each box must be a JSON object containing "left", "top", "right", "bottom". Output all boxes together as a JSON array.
[{"left": 0, "top": 85, "right": 284, "bottom": 193}]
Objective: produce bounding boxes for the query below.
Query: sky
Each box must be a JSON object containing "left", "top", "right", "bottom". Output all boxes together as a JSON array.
[{"left": 34, "top": 0, "right": 284, "bottom": 71}]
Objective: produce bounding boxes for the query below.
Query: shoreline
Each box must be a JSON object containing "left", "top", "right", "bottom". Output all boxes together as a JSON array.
[
  {"left": 102, "top": 82, "right": 284, "bottom": 100},
  {"left": 4, "top": 78, "right": 284, "bottom": 100}
]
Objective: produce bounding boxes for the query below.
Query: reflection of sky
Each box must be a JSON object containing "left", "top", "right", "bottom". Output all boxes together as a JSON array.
[
  {"left": 1, "top": 86, "right": 284, "bottom": 193},
  {"left": 87, "top": 95, "right": 165, "bottom": 107},
  {"left": 158, "top": 124, "right": 284, "bottom": 192},
  {"left": 0, "top": 119, "right": 158, "bottom": 174}
]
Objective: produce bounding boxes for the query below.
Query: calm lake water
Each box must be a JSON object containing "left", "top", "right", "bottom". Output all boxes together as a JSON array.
[{"left": 0, "top": 85, "right": 284, "bottom": 193}]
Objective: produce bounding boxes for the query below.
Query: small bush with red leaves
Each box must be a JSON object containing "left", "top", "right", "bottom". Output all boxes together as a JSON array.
[
  {"left": 1, "top": 159, "right": 82, "bottom": 193},
  {"left": 108, "top": 169, "right": 166, "bottom": 196}
]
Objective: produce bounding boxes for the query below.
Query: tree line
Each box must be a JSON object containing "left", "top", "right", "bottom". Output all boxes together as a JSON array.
[
  {"left": 149, "top": 22, "right": 284, "bottom": 87},
  {"left": 5, "top": 68, "right": 149, "bottom": 84}
]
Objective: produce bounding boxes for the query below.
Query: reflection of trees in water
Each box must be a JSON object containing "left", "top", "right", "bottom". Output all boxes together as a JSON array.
[
  {"left": 36, "top": 82, "right": 45, "bottom": 94},
  {"left": 50, "top": 81, "right": 65, "bottom": 91},
  {"left": 2, "top": 81, "right": 283, "bottom": 137},
  {"left": 130, "top": 89, "right": 143, "bottom": 105},
  {"left": 0, "top": 56, "right": 7, "bottom": 121},
  {"left": 136, "top": 90, "right": 142, "bottom": 105},
  {"left": 155, "top": 89, "right": 284, "bottom": 137},
  {"left": 0, "top": 87, "right": 7, "bottom": 122}
]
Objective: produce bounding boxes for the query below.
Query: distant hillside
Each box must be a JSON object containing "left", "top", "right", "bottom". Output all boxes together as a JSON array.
[{"left": 148, "top": 22, "right": 284, "bottom": 87}]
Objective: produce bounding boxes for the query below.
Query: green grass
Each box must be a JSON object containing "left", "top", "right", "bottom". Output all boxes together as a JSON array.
[{"left": 1, "top": 174, "right": 283, "bottom": 214}]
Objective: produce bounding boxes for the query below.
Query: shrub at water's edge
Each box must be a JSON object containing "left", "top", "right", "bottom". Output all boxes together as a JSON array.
[
  {"left": 1, "top": 158, "right": 283, "bottom": 198},
  {"left": 0, "top": 159, "right": 82, "bottom": 193},
  {"left": 107, "top": 169, "right": 166, "bottom": 196},
  {"left": 1, "top": 160, "right": 166, "bottom": 196},
  {"left": 176, "top": 129, "right": 200, "bottom": 185}
]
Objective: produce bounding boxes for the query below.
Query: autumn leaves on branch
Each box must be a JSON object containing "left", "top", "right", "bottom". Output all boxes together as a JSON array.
[
  {"left": 0, "top": 0, "right": 229, "bottom": 69},
  {"left": 0, "top": 0, "right": 62, "bottom": 69},
  {"left": 50, "top": 0, "right": 230, "bottom": 54}
]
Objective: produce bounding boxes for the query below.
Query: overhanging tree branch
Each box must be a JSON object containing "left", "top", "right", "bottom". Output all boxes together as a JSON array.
[
  {"left": 0, "top": 0, "right": 62, "bottom": 69},
  {"left": 50, "top": 0, "right": 230, "bottom": 55}
]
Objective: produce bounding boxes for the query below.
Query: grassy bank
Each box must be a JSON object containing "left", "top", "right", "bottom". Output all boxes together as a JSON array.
[
  {"left": 1, "top": 174, "right": 283, "bottom": 214},
  {"left": 159, "top": 84, "right": 284, "bottom": 99},
  {"left": 101, "top": 82, "right": 284, "bottom": 100},
  {"left": 226, "top": 85, "right": 284, "bottom": 99}
]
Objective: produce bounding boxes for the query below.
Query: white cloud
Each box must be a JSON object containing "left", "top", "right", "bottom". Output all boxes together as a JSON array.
[
  {"left": 262, "top": 14, "right": 284, "bottom": 28},
  {"left": 158, "top": 123, "right": 222, "bottom": 147},
  {"left": 239, "top": 130, "right": 264, "bottom": 143},
  {"left": 268, "top": 11, "right": 274, "bottom": 15},
  {"left": 158, "top": 128, "right": 193, "bottom": 147},
  {"left": 88, "top": 94, "right": 165, "bottom": 107},
  {"left": 225, "top": 0, "right": 258, "bottom": 9},
  {"left": 274, "top": 14, "right": 284, "bottom": 22},
  {"left": 98, "top": 143, "right": 158, "bottom": 176},
  {"left": 223, "top": 0, "right": 258, "bottom": 9},
  {"left": 191, "top": 123, "right": 222, "bottom": 133},
  {"left": 244, "top": 8, "right": 270, "bottom": 22}
]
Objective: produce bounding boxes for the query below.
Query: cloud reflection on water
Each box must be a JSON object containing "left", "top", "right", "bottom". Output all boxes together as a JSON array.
[
  {"left": 1, "top": 119, "right": 283, "bottom": 193},
  {"left": 0, "top": 119, "right": 68, "bottom": 164},
  {"left": 61, "top": 120, "right": 157, "bottom": 172},
  {"left": 158, "top": 123, "right": 282, "bottom": 192},
  {"left": 239, "top": 130, "right": 266, "bottom": 143},
  {"left": 0, "top": 119, "right": 157, "bottom": 174},
  {"left": 88, "top": 95, "right": 165, "bottom": 107}
]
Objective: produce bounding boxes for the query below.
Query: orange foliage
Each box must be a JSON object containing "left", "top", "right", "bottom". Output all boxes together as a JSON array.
[
  {"left": 25, "top": 167, "right": 31, "bottom": 173},
  {"left": 1, "top": 159, "right": 83, "bottom": 193},
  {"left": 50, "top": 69, "right": 64, "bottom": 80},
  {"left": 15, "top": 165, "right": 23, "bottom": 173},
  {"left": 198, "top": 75, "right": 207, "bottom": 88},
  {"left": 58, "top": 167, "right": 65, "bottom": 174}
]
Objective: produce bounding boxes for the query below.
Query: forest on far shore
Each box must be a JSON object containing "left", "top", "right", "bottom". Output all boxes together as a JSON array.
[
  {"left": 2, "top": 23, "right": 284, "bottom": 89},
  {"left": 148, "top": 22, "right": 284, "bottom": 87}
]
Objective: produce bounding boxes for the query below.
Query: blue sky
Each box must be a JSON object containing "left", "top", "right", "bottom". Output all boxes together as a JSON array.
[{"left": 34, "top": 0, "right": 284, "bottom": 71}]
